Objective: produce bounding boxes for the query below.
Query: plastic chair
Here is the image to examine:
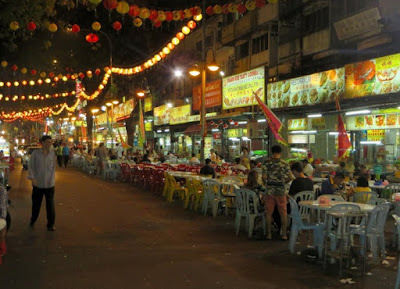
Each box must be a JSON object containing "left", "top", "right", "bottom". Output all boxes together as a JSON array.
[
  {"left": 392, "top": 203, "right": 400, "bottom": 250},
  {"left": 350, "top": 203, "right": 391, "bottom": 261},
  {"left": 352, "top": 191, "right": 378, "bottom": 203},
  {"left": 184, "top": 178, "right": 203, "bottom": 210},
  {"left": 367, "top": 198, "right": 388, "bottom": 206},
  {"left": 395, "top": 254, "right": 400, "bottom": 289},
  {"left": 326, "top": 204, "right": 361, "bottom": 254},
  {"left": 103, "top": 161, "right": 117, "bottom": 181},
  {"left": 165, "top": 173, "right": 187, "bottom": 203},
  {"left": 382, "top": 183, "right": 400, "bottom": 200},
  {"left": 318, "top": 194, "right": 345, "bottom": 202},
  {"left": 288, "top": 197, "right": 325, "bottom": 257},
  {"left": 291, "top": 191, "right": 315, "bottom": 221},
  {"left": 393, "top": 214, "right": 400, "bottom": 252},
  {"left": 201, "top": 179, "right": 225, "bottom": 217},
  {"left": 235, "top": 189, "right": 266, "bottom": 238}
]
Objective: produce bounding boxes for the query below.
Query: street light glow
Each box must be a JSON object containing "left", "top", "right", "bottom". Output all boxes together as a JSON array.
[
  {"left": 91, "top": 108, "right": 99, "bottom": 114},
  {"left": 106, "top": 102, "right": 112, "bottom": 107},
  {"left": 188, "top": 64, "right": 201, "bottom": 77},
  {"left": 174, "top": 69, "right": 183, "bottom": 77},
  {"left": 207, "top": 61, "right": 220, "bottom": 72},
  {"left": 112, "top": 100, "right": 119, "bottom": 105}
]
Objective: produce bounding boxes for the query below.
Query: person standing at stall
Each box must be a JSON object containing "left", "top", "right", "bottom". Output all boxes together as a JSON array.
[
  {"left": 262, "top": 145, "right": 292, "bottom": 240},
  {"left": 28, "top": 135, "right": 56, "bottom": 231}
]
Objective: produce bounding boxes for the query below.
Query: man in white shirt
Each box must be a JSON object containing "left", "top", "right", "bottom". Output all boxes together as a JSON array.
[
  {"left": 116, "top": 143, "right": 124, "bottom": 159},
  {"left": 28, "top": 135, "right": 57, "bottom": 231}
]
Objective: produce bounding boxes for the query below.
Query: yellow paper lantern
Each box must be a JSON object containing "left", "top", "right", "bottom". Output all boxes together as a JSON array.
[
  {"left": 171, "top": 37, "right": 180, "bottom": 45},
  {"left": 213, "top": 5, "right": 222, "bottom": 14},
  {"left": 162, "top": 47, "right": 170, "bottom": 55},
  {"left": 139, "top": 8, "right": 150, "bottom": 19},
  {"left": 167, "top": 42, "right": 175, "bottom": 50},
  {"left": 89, "top": 0, "right": 102, "bottom": 4},
  {"left": 1, "top": 61, "right": 7, "bottom": 68},
  {"left": 172, "top": 10, "right": 181, "bottom": 21},
  {"left": 184, "top": 8, "right": 192, "bottom": 19},
  {"left": 133, "top": 18, "right": 143, "bottom": 27},
  {"left": 48, "top": 23, "right": 58, "bottom": 33},
  {"left": 92, "top": 21, "right": 101, "bottom": 31},
  {"left": 193, "top": 14, "right": 203, "bottom": 21},
  {"left": 9, "top": 21, "right": 19, "bottom": 31},
  {"left": 40, "top": 72, "right": 46, "bottom": 78},
  {"left": 116, "top": 1, "right": 129, "bottom": 15},
  {"left": 157, "top": 10, "right": 166, "bottom": 21},
  {"left": 228, "top": 3, "right": 238, "bottom": 13},
  {"left": 245, "top": 0, "right": 256, "bottom": 11},
  {"left": 21, "top": 67, "right": 27, "bottom": 74},
  {"left": 182, "top": 26, "right": 190, "bottom": 35}
]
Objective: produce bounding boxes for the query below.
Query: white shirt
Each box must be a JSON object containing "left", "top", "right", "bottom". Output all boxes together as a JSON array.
[
  {"left": 303, "top": 163, "right": 314, "bottom": 177},
  {"left": 28, "top": 149, "right": 56, "bottom": 189},
  {"left": 116, "top": 146, "right": 124, "bottom": 158}
]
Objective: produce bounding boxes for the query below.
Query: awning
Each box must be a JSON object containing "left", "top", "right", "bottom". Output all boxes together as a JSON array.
[{"left": 184, "top": 124, "right": 201, "bottom": 135}]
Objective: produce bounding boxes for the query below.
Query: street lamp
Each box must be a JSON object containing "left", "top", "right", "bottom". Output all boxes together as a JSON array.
[
  {"left": 105, "top": 100, "right": 119, "bottom": 149},
  {"left": 188, "top": 51, "right": 220, "bottom": 162},
  {"left": 91, "top": 108, "right": 99, "bottom": 151}
]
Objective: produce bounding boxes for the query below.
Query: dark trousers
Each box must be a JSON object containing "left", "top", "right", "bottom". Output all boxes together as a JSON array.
[
  {"left": 63, "top": 155, "right": 69, "bottom": 167},
  {"left": 31, "top": 186, "right": 55, "bottom": 228},
  {"left": 56, "top": 155, "right": 63, "bottom": 167}
]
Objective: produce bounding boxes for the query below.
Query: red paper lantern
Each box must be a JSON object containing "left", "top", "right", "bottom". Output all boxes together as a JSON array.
[
  {"left": 71, "top": 24, "right": 80, "bottom": 33},
  {"left": 222, "top": 4, "right": 230, "bottom": 14},
  {"left": 213, "top": 124, "right": 219, "bottom": 129},
  {"left": 187, "top": 20, "right": 196, "bottom": 29},
  {"left": 79, "top": 72, "right": 85, "bottom": 79},
  {"left": 103, "top": 0, "right": 117, "bottom": 11},
  {"left": 11, "top": 65, "right": 18, "bottom": 71},
  {"left": 256, "top": 0, "right": 267, "bottom": 8},
  {"left": 237, "top": 3, "right": 247, "bottom": 14},
  {"left": 149, "top": 10, "right": 158, "bottom": 20},
  {"left": 234, "top": 121, "right": 239, "bottom": 126},
  {"left": 27, "top": 22, "right": 36, "bottom": 31},
  {"left": 218, "top": 120, "right": 223, "bottom": 124},
  {"left": 206, "top": 6, "right": 214, "bottom": 15},
  {"left": 31, "top": 69, "right": 37, "bottom": 75},
  {"left": 128, "top": 5, "right": 140, "bottom": 17},
  {"left": 85, "top": 33, "right": 99, "bottom": 43},
  {"left": 165, "top": 11, "right": 173, "bottom": 21},
  {"left": 210, "top": 121, "right": 215, "bottom": 125},
  {"left": 153, "top": 20, "right": 162, "bottom": 28},
  {"left": 223, "top": 124, "right": 229, "bottom": 129},
  {"left": 112, "top": 21, "right": 122, "bottom": 31},
  {"left": 95, "top": 68, "right": 101, "bottom": 75}
]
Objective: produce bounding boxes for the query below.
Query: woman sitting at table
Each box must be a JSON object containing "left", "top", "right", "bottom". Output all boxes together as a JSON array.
[
  {"left": 346, "top": 175, "right": 371, "bottom": 200},
  {"left": 320, "top": 172, "right": 345, "bottom": 195},
  {"left": 288, "top": 162, "right": 314, "bottom": 197}
]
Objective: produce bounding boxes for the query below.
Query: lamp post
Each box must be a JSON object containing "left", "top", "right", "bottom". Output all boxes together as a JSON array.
[
  {"left": 91, "top": 108, "right": 99, "bottom": 151},
  {"left": 105, "top": 100, "right": 119, "bottom": 149},
  {"left": 188, "top": 53, "right": 219, "bottom": 162}
]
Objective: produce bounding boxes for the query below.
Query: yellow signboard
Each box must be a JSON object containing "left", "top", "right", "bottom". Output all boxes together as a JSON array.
[
  {"left": 367, "top": 129, "right": 385, "bottom": 141},
  {"left": 344, "top": 53, "right": 400, "bottom": 99},
  {"left": 222, "top": 67, "right": 265, "bottom": 110},
  {"left": 113, "top": 99, "right": 134, "bottom": 121},
  {"left": 144, "top": 97, "right": 153, "bottom": 112},
  {"left": 96, "top": 112, "right": 109, "bottom": 126},
  {"left": 145, "top": 121, "right": 153, "bottom": 132},
  {"left": 288, "top": 118, "right": 308, "bottom": 131},
  {"left": 268, "top": 68, "right": 345, "bottom": 108},
  {"left": 169, "top": 105, "right": 191, "bottom": 125},
  {"left": 154, "top": 105, "right": 171, "bottom": 125}
]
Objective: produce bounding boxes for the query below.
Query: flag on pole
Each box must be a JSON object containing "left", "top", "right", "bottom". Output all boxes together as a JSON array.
[
  {"left": 336, "top": 99, "right": 351, "bottom": 160},
  {"left": 138, "top": 100, "right": 146, "bottom": 147},
  {"left": 253, "top": 89, "right": 287, "bottom": 145},
  {"left": 117, "top": 128, "right": 131, "bottom": 149}
]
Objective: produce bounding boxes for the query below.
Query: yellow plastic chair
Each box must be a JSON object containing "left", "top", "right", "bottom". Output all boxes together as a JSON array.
[
  {"left": 166, "top": 173, "right": 187, "bottom": 203},
  {"left": 185, "top": 179, "right": 203, "bottom": 210},
  {"left": 162, "top": 172, "right": 170, "bottom": 198}
]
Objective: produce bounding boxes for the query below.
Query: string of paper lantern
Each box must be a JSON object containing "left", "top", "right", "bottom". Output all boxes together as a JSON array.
[{"left": 0, "top": 91, "right": 75, "bottom": 102}]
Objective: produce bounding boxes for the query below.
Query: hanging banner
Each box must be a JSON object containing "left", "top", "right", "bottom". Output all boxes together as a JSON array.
[
  {"left": 222, "top": 67, "right": 265, "bottom": 110},
  {"left": 344, "top": 53, "right": 400, "bottom": 99},
  {"left": 144, "top": 97, "right": 153, "bottom": 112},
  {"left": 268, "top": 68, "right": 345, "bottom": 109},
  {"left": 113, "top": 99, "right": 134, "bottom": 122},
  {"left": 169, "top": 105, "right": 191, "bottom": 125},
  {"left": 192, "top": 79, "right": 222, "bottom": 111},
  {"left": 76, "top": 80, "right": 83, "bottom": 97},
  {"left": 154, "top": 105, "right": 171, "bottom": 125}
]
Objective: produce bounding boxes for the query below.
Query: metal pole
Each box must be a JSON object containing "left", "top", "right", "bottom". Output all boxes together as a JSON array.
[
  {"left": 92, "top": 115, "right": 95, "bottom": 152},
  {"left": 98, "top": 30, "right": 113, "bottom": 86},
  {"left": 200, "top": 0, "right": 207, "bottom": 163},
  {"left": 111, "top": 105, "right": 114, "bottom": 149}
]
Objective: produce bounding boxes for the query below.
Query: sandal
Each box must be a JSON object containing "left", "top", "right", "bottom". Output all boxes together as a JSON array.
[{"left": 281, "top": 235, "right": 288, "bottom": 241}]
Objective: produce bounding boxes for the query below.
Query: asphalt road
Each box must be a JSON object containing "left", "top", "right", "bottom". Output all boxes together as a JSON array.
[{"left": 0, "top": 161, "right": 397, "bottom": 289}]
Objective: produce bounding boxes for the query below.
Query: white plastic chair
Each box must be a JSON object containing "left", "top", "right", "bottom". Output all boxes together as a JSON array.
[
  {"left": 367, "top": 198, "right": 388, "bottom": 206},
  {"left": 383, "top": 183, "right": 400, "bottom": 200},
  {"left": 201, "top": 179, "right": 225, "bottom": 217},
  {"left": 290, "top": 191, "right": 315, "bottom": 222},
  {"left": 352, "top": 191, "right": 378, "bottom": 203},
  {"left": 393, "top": 214, "right": 400, "bottom": 252},
  {"left": 350, "top": 203, "right": 391, "bottom": 261},
  {"left": 288, "top": 197, "right": 325, "bottom": 257},
  {"left": 103, "top": 161, "right": 117, "bottom": 181},
  {"left": 234, "top": 189, "right": 266, "bottom": 238}
]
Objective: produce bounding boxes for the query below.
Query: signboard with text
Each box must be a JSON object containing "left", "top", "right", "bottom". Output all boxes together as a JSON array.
[
  {"left": 113, "top": 99, "right": 134, "bottom": 122},
  {"left": 222, "top": 67, "right": 265, "bottom": 110},
  {"left": 169, "top": 105, "right": 191, "bottom": 125},
  {"left": 154, "top": 105, "right": 171, "bottom": 125},
  {"left": 144, "top": 97, "right": 153, "bottom": 112},
  {"left": 347, "top": 113, "right": 400, "bottom": 130},
  {"left": 192, "top": 79, "right": 222, "bottom": 111}
]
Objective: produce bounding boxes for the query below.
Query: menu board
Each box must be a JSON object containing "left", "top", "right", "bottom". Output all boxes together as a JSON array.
[
  {"left": 154, "top": 105, "right": 171, "bottom": 126},
  {"left": 144, "top": 97, "right": 153, "bottom": 112},
  {"left": 344, "top": 53, "right": 400, "bottom": 98},
  {"left": 222, "top": 67, "right": 265, "bottom": 110},
  {"left": 169, "top": 105, "right": 191, "bottom": 125},
  {"left": 267, "top": 68, "right": 345, "bottom": 109},
  {"left": 288, "top": 118, "right": 308, "bottom": 131},
  {"left": 193, "top": 79, "right": 222, "bottom": 111},
  {"left": 347, "top": 113, "right": 400, "bottom": 130},
  {"left": 367, "top": 130, "right": 385, "bottom": 141},
  {"left": 113, "top": 99, "right": 134, "bottom": 121}
]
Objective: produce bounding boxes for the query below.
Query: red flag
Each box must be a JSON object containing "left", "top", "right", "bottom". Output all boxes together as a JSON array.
[
  {"left": 336, "top": 99, "right": 351, "bottom": 160},
  {"left": 253, "top": 89, "right": 287, "bottom": 145}
]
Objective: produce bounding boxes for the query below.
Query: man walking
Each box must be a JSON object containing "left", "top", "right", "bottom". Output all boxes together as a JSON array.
[
  {"left": 28, "top": 135, "right": 56, "bottom": 231},
  {"left": 56, "top": 143, "right": 63, "bottom": 167},
  {"left": 62, "top": 143, "right": 69, "bottom": 168}
]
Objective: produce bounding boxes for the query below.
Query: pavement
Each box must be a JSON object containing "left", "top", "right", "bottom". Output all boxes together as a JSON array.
[{"left": 0, "top": 161, "right": 398, "bottom": 289}]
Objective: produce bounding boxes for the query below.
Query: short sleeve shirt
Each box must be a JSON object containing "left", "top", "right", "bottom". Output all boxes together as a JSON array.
[{"left": 262, "top": 158, "right": 290, "bottom": 196}]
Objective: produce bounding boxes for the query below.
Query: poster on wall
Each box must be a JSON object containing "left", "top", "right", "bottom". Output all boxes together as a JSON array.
[
  {"left": 204, "top": 137, "right": 213, "bottom": 158},
  {"left": 113, "top": 99, "right": 134, "bottom": 121},
  {"left": 347, "top": 113, "right": 400, "bottom": 130},
  {"left": 222, "top": 67, "right": 265, "bottom": 110},
  {"left": 344, "top": 53, "right": 400, "bottom": 99},
  {"left": 154, "top": 105, "right": 171, "bottom": 125},
  {"left": 169, "top": 105, "right": 191, "bottom": 125},
  {"left": 144, "top": 97, "right": 153, "bottom": 112},
  {"left": 192, "top": 79, "right": 222, "bottom": 111},
  {"left": 268, "top": 68, "right": 345, "bottom": 109}
]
